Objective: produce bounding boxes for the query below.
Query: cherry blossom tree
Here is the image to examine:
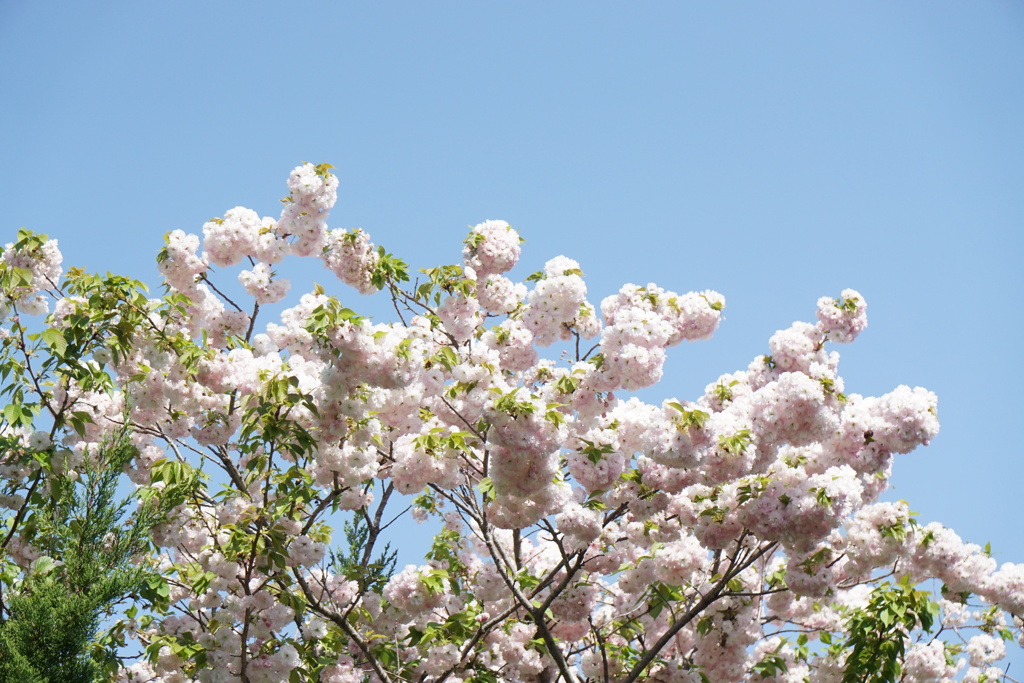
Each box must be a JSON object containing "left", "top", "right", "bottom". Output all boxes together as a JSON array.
[{"left": 1, "top": 164, "right": 1021, "bottom": 682}]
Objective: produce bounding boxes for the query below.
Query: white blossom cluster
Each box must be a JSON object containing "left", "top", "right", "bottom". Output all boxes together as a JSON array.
[{"left": 1, "top": 164, "right": 1019, "bottom": 682}]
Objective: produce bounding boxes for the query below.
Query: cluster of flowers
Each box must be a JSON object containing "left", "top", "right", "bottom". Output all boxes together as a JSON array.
[
  {"left": 1, "top": 165, "right": 1020, "bottom": 683},
  {"left": 1, "top": 230, "right": 62, "bottom": 316}
]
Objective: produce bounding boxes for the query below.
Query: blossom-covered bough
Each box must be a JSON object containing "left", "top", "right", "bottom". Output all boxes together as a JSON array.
[{"left": 0, "top": 163, "right": 1021, "bottom": 682}]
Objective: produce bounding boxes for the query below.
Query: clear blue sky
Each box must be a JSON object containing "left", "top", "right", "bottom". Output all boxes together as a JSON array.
[{"left": 2, "top": 0, "right": 1022, "bottom": 658}]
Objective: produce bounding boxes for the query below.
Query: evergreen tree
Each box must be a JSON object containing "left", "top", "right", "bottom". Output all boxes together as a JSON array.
[
  {"left": 0, "top": 432, "right": 158, "bottom": 682},
  {"left": 331, "top": 511, "right": 398, "bottom": 595}
]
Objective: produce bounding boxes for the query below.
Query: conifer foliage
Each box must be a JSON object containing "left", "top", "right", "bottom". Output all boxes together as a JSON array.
[{"left": 0, "top": 433, "right": 157, "bottom": 681}]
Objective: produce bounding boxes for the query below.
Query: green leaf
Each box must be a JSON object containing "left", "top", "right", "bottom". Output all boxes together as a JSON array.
[
  {"left": 475, "top": 477, "right": 496, "bottom": 503},
  {"left": 41, "top": 328, "right": 68, "bottom": 357},
  {"left": 717, "top": 429, "right": 752, "bottom": 455},
  {"left": 579, "top": 439, "right": 615, "bottom": 464},
  {"left": 4, "top": 402, "right": 22, "bottom": 425},
  {"left": 31, "top": 556, "right": 58, "bottom": 575}
]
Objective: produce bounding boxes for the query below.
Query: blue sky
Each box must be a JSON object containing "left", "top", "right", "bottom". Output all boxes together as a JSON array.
[{"left": 2, "top": 0, "right": 1022, "bottom": 660}]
